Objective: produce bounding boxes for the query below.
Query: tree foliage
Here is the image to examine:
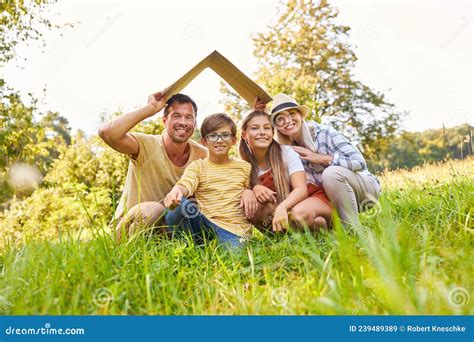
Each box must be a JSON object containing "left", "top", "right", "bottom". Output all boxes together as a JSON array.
[
  {"left": 375, "top": 124, "right": 473, "bottom": 171},
  {"left": 0, "top": 89, "right": 72, "bottom": 202},
  {"left": 1, "top": 0, "right": 63, "bottom": 65},
  {"left": 221, "top": 0, "right": 405, "bottom": 160}
]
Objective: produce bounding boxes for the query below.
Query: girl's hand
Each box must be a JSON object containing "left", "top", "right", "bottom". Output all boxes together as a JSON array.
[
  {"left": 272, "top": 203, "right": 289, "bottom": 232},
  {"left": 253, "top": 185, "right": 277, "bottom": 204},
  {"left": 240, "top": 189, "right": 258, "bottom": 219}
]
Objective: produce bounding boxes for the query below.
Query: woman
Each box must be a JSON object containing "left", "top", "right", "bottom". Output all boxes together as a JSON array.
[
  {"left": 268, "top": 93, "right": 381, "bottom": 226},
  {"left": 239, "top": 110, "right": 333, "bottom": 232}
]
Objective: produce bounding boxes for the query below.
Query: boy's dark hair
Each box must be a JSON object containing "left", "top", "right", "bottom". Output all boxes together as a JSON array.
[
  {"left": 163, "top": 94, "right": 198, "bottom": 117},
  {"left": 200, "top": 113, "right": 237, "bottom": 138}
]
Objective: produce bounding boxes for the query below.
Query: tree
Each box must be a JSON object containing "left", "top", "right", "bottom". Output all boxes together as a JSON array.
[
  {"left": 1, "top": 0, "right": 72, "bottom": 204},
  {"left": 1, "top": 0, "right": 65, "bottom": 65},
  {"left": 0, "top": 92, "right": 72, "bottom": 173},
  {"left": 372, "top": 124, "right": 473, "bottom": 171},
  {"left": 221, "top": 0, "right": 405, "bottom": 160},
  {"left": 0, "top": 90, "right": 72, "bottom": 204}
]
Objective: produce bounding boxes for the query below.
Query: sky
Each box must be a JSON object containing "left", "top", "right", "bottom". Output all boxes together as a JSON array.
[{"left": 3, "top": 0, "right": 473, "bottom": 135}]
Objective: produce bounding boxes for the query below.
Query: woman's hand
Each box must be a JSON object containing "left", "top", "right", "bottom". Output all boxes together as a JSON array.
[
  {"left": 292, "top": 146, "right": 333, "bottom": 165},
  {"left": 272, "top": 203, "right": 289, "bottom": 232},
  {"left": 253, "top": 96, "right": 268, "bottom": 111},
  {"left": 164, "top": 186, "right": 183, "bottom": 209},
  {"left": 253, "top": 185, "right": 277, "bottom": 204},
  {"left": 240, "top": 189, "right": 258, "bottom": 219}
]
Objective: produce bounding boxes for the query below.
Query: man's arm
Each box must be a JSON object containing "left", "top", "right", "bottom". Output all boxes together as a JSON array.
[{"left": 98, "top": 92, "right": 167, "bottom": 159}]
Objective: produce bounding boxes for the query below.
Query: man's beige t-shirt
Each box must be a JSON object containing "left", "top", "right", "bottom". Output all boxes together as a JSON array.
[{"left": 114, "top": 133, "right": 208, "bottom": 220}]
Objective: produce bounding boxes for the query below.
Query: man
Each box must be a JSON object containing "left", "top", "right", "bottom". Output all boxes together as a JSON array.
[{"left": 98, "top": 92, "right": 208, "bottom": 242}]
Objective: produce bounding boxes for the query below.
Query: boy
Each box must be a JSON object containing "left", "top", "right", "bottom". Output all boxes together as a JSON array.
[{"left": 164, "top": 113, "right": 256, "bottom": 247}]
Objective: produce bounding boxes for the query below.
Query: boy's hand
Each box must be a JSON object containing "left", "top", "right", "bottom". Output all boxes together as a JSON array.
[
  {"left": 253, "top": 185, "right": 277, "bottom": 204},
  {"left": 272, "top": 203, "right": 289, "bottom": 232},
  {"left": 164, "top": 187, "right": 183, "bottom": 209},
  {"left": 240, "top": 189, "right": 258, "bottom": 219}
]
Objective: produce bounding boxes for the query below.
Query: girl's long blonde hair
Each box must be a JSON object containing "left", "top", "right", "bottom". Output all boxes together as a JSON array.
[{"left": 239, "top": 110, "right": 290, "bottom": 203}]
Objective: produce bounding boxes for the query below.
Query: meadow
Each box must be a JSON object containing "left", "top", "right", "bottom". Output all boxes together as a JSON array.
[{"left": 0, "top": 158, "right": 472, "bottom": 315}]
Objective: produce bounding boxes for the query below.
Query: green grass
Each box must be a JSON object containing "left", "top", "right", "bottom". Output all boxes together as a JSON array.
[{"left": 0, "top": 159, "right": 473, "bottom": 314}]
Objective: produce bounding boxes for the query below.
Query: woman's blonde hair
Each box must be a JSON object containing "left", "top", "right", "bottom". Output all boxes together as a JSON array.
[{"left": 239, "top": 110, "right": 290, "bottom": 203}]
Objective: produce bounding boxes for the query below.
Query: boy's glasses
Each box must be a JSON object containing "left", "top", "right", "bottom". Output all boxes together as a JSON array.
[{"left": 205, "top": 132, "right": 233, "bottom": 142}]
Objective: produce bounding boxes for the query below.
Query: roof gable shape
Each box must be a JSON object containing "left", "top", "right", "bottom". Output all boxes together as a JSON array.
[{"left": 162, "top": 50, "right": 272, "bottom": 106}]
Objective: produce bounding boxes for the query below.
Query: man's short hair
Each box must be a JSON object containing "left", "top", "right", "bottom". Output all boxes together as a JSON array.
[
  {"left": 200, "top": 113, "right": 237, "bottom": 138},
  {"left": 163, "top": 94, "right": 198, "bottom": 117}
]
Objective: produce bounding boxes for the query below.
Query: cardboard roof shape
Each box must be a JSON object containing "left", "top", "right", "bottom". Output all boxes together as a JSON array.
[{"left": 161, "top": 50, "right": 272, "bottom": 106}]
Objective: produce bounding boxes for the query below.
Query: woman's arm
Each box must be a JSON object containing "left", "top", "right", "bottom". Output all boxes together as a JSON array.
[
  {"left": 292, "top": 125, "right": 367, "bottom": 171},
  {"left": 326, "top": 126, "right": 367, "bottom": 171}
]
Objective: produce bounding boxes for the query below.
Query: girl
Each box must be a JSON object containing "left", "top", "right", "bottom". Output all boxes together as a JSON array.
[{"left": 239, "top": 110, "right": 333, "bottom": 232}]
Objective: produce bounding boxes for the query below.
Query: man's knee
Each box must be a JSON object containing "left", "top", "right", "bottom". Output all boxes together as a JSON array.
[
  {"left": 115, "top": 202, "right": 165, "bottom": 241},
  {"left": 125, "top": 201, "right": 165, "bottom": 226}
]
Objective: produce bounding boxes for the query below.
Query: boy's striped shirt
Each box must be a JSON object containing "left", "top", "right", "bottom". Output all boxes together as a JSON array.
[{"left": 176, "top": 158, "right": 252, "bottom": 238}]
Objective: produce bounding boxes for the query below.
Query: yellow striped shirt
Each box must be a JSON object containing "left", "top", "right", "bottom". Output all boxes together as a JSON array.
[{"left": 176, "top": 158, "right": 252, "bottom": 238}]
